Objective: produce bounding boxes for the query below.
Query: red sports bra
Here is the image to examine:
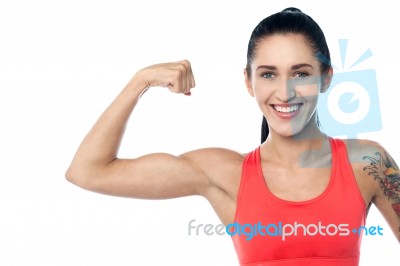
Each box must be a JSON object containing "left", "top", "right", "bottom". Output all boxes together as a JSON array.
[{"left": 231, "top": 138, "right": 366, "bottom": 265}]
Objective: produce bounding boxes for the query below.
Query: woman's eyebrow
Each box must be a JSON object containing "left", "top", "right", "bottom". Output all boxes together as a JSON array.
[
  {"left": 256, "top": 63, "right": 314, "bottom": 71},
  {"left": 256, "top": 65, "right": 277, "bottom": 71},
  {"left": 291, "top": 63, "right": 313, "bottom": 70}
]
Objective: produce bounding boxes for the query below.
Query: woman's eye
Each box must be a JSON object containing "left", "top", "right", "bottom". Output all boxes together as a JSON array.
[
  {"left": 294, "top": 72, "right": 309, "bottom": 78},
  {"left": 261, "top": 72, "right": 275, "bottom": 79}
]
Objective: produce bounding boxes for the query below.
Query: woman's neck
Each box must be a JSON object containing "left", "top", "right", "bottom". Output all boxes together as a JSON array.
[{"left": 261, "top": 123, "right": 330, "bottom": 168}]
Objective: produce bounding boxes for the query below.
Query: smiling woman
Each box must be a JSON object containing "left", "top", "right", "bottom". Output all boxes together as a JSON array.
[
  {"left": 65, "top": 6, "right": 399, "bottom": 266},
  {"left": 245, "top": 33, "right": 329, "bottom": 138}
]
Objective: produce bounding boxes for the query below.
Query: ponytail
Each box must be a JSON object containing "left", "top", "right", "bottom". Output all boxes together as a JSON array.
[{"left": 261, "top": 116, "right": 269, "bottom": 143}]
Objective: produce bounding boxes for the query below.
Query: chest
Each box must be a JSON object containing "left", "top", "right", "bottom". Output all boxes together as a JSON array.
[
  {"left": 261, "top": 162, "right": 372, "bottom": 206},
  {"left": 262, "top": 165, "right": 331, "bottom": 202}
]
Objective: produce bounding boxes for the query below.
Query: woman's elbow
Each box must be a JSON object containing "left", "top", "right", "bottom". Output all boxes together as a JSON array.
[{"left": 65, "top": 165, "right": 89, "bottom": 188}]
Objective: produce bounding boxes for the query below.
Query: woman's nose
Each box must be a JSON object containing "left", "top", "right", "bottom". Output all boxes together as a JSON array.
[{"left": 275, "top": 78, "right": 296, "bottom": 102}]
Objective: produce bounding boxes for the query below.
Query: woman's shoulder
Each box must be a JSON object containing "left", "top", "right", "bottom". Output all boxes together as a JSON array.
[
  {"left": 185, "top": 147, "right": 252, "bottom": 161},
  {"left": 184, "top": 147, "right": 250, "bottom": 206},
  {"left": 339, "top": 138, "right": 386, "bottom": 164},
  {"left": 337, "top": 138, "right": 386, "bottom": 203},
  {"left": 182, "top": 147, "right": 249, "bottom": 173}
]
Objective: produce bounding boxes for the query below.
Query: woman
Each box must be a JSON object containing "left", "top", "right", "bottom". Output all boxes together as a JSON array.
[{"left": 66, "top": 7, "right": 399, "bottom": 265}]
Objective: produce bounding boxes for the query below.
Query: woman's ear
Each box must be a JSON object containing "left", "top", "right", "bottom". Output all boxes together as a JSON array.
[
  {"left": 244, "top": 68, "right": 254, "bottom": 97},
  {"left": 321, "top": 67, "right": 333, "bottom": 93}
]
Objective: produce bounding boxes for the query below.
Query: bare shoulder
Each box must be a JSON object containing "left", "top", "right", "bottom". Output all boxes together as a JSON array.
[
  {"left": 342, "top": 138, "right": 399, "bottom": 204},
  {"left": 181, "top": 147, "right": 247, "bottom": 225},
  {"left": 181, "top": 147, "right": 246, "bottom": 165},
  {"left": 181, "top": 147, "right": 246, "bottom": 198},
  {"left": 343, "top": 139, "right": 398, "bottom": 181},
  {"left": 340, "top": 139, "right": 384, "bottom": 206},
  {"left": 342, "top": 138, "right": 388, "bottom": 180},
  {"left": 342, "top": 138, "right": 386, "bottom": 164}
]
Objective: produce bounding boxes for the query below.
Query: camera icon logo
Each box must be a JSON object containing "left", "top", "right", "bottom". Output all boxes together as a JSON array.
[{"left": 317, "top": 40, "right": 382, "bottom": 138}]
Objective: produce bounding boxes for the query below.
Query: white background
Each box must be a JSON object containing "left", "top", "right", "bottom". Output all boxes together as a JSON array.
[{"left": 0, "top": 0, "right": 399, "bottom": 265}]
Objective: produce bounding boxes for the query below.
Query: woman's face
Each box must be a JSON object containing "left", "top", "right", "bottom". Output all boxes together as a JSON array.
[{"left": 245, "top": 33, "right": 331, "bottom": 138}]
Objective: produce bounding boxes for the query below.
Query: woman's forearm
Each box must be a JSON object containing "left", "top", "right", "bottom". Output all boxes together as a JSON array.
[{"left": 65, "top": 74, "right": 147, "bottom": 182}]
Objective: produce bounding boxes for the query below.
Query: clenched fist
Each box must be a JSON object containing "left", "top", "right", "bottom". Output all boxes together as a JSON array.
[{"left": 134, "top": 60, "right": 196, "bottom": 96}]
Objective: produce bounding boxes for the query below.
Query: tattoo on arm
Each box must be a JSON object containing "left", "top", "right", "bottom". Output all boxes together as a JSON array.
[{"left": 363, "top": 151, "right": 400, "bottom": 217}]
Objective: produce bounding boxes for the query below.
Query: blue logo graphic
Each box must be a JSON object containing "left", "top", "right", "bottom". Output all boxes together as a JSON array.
[{"left": 317, "top": 39, "right": 382, "bottom": 138}]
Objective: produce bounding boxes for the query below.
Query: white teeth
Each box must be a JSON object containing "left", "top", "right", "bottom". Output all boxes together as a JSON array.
[{"left": 274, "top": 105, "right": 300, "bottom": 113}]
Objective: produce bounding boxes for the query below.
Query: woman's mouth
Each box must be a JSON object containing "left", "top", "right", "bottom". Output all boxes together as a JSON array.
[
  {"left": 273, "top": 104, "right": 301, "bottom": 113},
  {"left": 271, "top": 104, "right": 302, "bottom": 118}
]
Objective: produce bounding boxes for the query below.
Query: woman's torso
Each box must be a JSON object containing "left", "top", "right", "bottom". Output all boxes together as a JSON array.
[
  {"left": 204, "top": 138, "right": 373, "bottom": 227},
  {"left": 229, "top": 138, "right": 367, "bottom": 265}
]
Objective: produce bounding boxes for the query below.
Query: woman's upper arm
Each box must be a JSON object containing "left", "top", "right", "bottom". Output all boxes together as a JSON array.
[
  {"left": 66, "top": 148, "right": 242, "bottom": 200},
  {"left": 359, "top": 141, "right": 400, "bottom": 242}
]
